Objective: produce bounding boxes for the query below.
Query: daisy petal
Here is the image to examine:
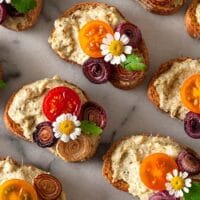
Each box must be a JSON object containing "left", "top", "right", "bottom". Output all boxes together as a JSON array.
[
  {"left": 100, "top": 44, "right": 108, "bottom": 50},
  {"left": 106, "top": 33, "right": 114, "bottom": 41},
  {"left": 124, "top": 46, "right": 132, "bottom": 54},
  {"left": 101, "top": 49, "right": 109, "bottom": 56},
  {"left": 71, "top": 115, "right": 77, "bottom": 121},
  {"left": 169, "top": 190, "right": 175, "bottom": 196},
  {"left": 104, "top": 53, "right": 113, "bottom": 62},
  {"left": 175, "top": 191, "right": 180, "bottom": 198},
  {"left": 54, "top": 133, "right": 61, "bottom": 138},
  {"left": 61, "top": 135, "right": 70, "bottom": 143},
  {"left": 165, "top": 183, "right": 172, "bottom": 191},
  {"left": 111, "top": 56, "right": 120, "bottom": 65},
  {"left": 74, "top": 128, "right": 81, "bottom": 136},
  {"left": 5, "top": 0, "right": 11, "bottom": 3},
  {"left": 70, "top": 133, "right": 77, "bottom": 140},
  {"left": 120, "top": 34, "right": 129, "bottom": 45},
  {"left": 0, "top": 0, "right": 4, "bottom": 3},
  {"left": 185, "top": 181, "right": 192, "bottom": 188},
  {"left": 114, "top": 32, "right": 121, "bottom": 40},
  {"left": 178, "top": 190, "right": 183, "bottom": 197},
  {"left": 74, "top": 120, "right": 81, "bottom": 127},
  {"left": 166, "top": 173, "right": 173, "bottom": 181},
  {"left": 183, "top": 187, "right": 189, "bottom": 193},
  {"left": 120, "top": 54, "right": 126, "bottom": 63},
  {"left": 173, "top": 169, "right": 178, "bottom": 177},
  {"left": 102, "top": 37, "right": 112, "bottom": 45},
  {"left": 182, "top": 172, "right": 189, "bottom": 179}
]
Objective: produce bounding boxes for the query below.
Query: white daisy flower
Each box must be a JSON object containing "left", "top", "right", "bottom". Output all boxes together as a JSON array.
[
  {"left": 52, "top": 113, "right": 81, "bottom": 143},
  {"left": 100, "top": 32, "right": 132, "bottom": 65},
  {"left": 165, "top": 169, "right": 192, "bottom": 198},
  {"left": 0, "top": 0, "right": 12, "bottom": 4}
]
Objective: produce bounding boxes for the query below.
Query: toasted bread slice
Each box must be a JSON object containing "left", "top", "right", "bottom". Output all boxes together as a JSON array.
[
  {"left": 102, "top": 134, "right": 200, "bottom": 199},
  {"left": 4, "top": 77, "right": 102, "bottom": 162},
  {"left": 2, "top": 0, "right": 43, "bottom": 31},
  {"left": 0, "top": 157, "right": 66, "bottom": 200},
  {"left": 185, "top": 0, "right": 200, "bottom": 38},
  {"left": 48, "top": 2, "right": 149, "bottom": 90},
  {"left": 136, "top": 0, "right": 185, "bottom": 15},
  {"left": 147, "top": 57, "right": 200, "bottom": 120}
]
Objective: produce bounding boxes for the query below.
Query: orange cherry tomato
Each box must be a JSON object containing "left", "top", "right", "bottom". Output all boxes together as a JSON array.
[
  {"left": 79, "top": 20, "right": 114, "bottom": 58},
  {"left": 180, "top": 74, "right": 200, "bottom": 114},
  {"left": 0, "top": 179, "right": 38, "bottom": 200},
  {"left": 139, "top": 153, "right": 178, "bottom": 190}
]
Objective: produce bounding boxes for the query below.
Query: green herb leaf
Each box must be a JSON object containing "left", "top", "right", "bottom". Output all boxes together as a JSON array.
[
  {"left": 121, "top": 54, "right": 146, "bottom": 71},
  {"left": 80, "top": 120, "right": 103, "bottom": 136},
  {"left": 184, "top": 182, "right": 200, "bottom": 200},
  {"left": 0, "top": 80, "right": 6, "bottom": 88},
  {"left": 11, "top": 0, "right": 36, "bottom": 14}
]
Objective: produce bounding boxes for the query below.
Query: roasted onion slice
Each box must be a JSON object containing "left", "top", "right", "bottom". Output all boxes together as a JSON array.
[
  {"left": 83, "top": 58, "right": 112, "bottom": 84},
  {"left": 149, "top": 191, "right": 178, "bottom": 200},
  {"left": 184, "top": 112, "right": 200, "bottom": 139},
  {"left": 149, "top": 0, "right": 173, "bottom": 6},
  {"left": 177, "top": 150, "right": 200, "bottom": 175},
  {"left": 34, "top": 173, "right": 62, "bottom": 200},
  {"left": 33, "top": 122, "right": 57, "bottom": 148},
  {"left": 80, "top": 101, "right": 107, "bottom": 129},
  {"left": 56, "top": 134, "right": 97, "bottom": 162},
  {"left": 115, "top": 22, "right": 142, "bottom": 49},
  {"left": 110, "top": 64, "right": 145, "bottom": 89}
]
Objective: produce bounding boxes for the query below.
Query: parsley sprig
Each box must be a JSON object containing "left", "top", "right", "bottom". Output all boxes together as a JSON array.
[
  {"left": 80, "top": 120, "right": 103, "bottom": 136},
  {"left": 11, "top": 0, "right": 37, "bottom": 14}
]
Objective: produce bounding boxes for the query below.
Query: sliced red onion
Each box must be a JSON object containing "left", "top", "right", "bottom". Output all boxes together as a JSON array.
[
  {"left": 184, "top": 111, "right": 200, "bottom": 139},
  {"left": 83, "top": 58, "right": 111, "bottom": 84},
  {"left": 115, "top": 22, "right": 142, "bottom": 49},
  {"left": 80, "top": 101, "right": 107, "bottom": 129},
  {"left": 177, "top": 150, "right": 200, "bottom": 175},
  {"left": 5, "top": 4, "right": 24, "bottom": 17},
  {"left": 0, "top": 3, "right": 7, "bottom": 24},
  {"left": 33, "top": 122, "right": 58, "bottom": 148},
  {"left": 149, "top": 191, "right": 179, "bottom": 200}
]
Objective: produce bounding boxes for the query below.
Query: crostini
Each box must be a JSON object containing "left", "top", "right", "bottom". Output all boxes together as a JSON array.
[
  {"left": 148, "top": 57, "right": 200, "bottom": 139},
  {"left": 0, "top": 157, "right": 66, "bottom": 200},
  {"left": 48, "top": 2, "right": 149, "bottom": 90},
  {"left": 185, "top": 0, "right": 200, "bottom": 38},
  {"left": 103, "top": 134, "right": 200, "bottom": 200},
  {"left": 0, "top": 0, "right": 42, "bottom": 31},
  {"left": 136, "top": 0, "right": 185, "bottom": 15},
  {"left": 4, "top": 75, "right": 107, "bottom": 162}
]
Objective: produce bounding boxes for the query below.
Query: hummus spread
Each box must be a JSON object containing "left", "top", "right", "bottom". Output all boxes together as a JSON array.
[
  {"left": 48, "top": 5, "right": 124, "bottom": 65},
  {"left": 196, "top": 4, "right": 200, "bottom": 24},
  {"left": 153, "top": 58, "right": 200, "bottom": 120},
  {"left": 0, "top": 157, "right": 66, "bottom": 200},
  {"left": 8, "top": 75, "right": 88, "bottom": 140},
  {"left": 111, "top": 135, "right": 183, "bottom": 200}
]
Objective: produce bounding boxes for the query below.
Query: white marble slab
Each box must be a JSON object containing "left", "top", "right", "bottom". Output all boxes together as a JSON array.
[{"left": 0, "top": 0, "right": 200, "bottom": 199}]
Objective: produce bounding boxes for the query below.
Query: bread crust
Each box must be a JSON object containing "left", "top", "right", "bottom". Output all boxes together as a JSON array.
[
  {"left": 2, "top": 0, "right": 43, "bottom": 31},
  {"left": 147, "top": 57, "right": 189, "bottom": 118},
  {"left": 102, "top": 134, "right": 200, "bottom": 195},
  {"left": 4, "top": 79, "right": 101, "bottom": 162},
  {"left": 185, "top": 0, "right": 200, "bottom": 38},
  {"left": 136, "top": 0, "right": 185, "bottom": 15},
  {"left": 49, "top": 2, "right": 149, "bottom": 90}
]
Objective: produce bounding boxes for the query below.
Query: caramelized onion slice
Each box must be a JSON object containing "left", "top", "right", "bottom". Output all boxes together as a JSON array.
[
  {"left": 80, "top": 101, "right": 107, "bottom": 129},
  {"left": 34, "top": 173, "right": 62, "bottom": 200},
  {"left": 56, "top": 134, "right": 99, "bottom": 162}
]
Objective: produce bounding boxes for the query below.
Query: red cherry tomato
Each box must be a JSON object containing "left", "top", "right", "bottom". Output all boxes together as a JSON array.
[{"left": 43, "top": 87, "right": 82, "bottom": 121}]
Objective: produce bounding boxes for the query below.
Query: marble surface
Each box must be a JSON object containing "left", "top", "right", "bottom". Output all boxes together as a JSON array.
[{"left": 0, "top": 0, "right": 200, "bottom": 199}]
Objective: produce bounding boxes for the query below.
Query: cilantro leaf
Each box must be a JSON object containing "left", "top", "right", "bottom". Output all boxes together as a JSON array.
[
  {"left": 11, "top": 0, "right": 37, "bottom": 14},
  {"left": 80, "top": 121, "right": 103, "bottom": 136},
  {"left": 0, "top": 80, "right": 6, "bottom": 88},
  {"left": 121, "top": 54, "right": 146, "bottom": 71},
  {"left": 184, "top": 182, "right": 200, "bottom": 200}
]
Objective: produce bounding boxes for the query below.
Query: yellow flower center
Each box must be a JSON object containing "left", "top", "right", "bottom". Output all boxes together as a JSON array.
[
  {"left": 170, "top": 176, "right": 185, "bottom": 190},
  {"left": 59, "top": 120, "right": 75, "bottom": 135},
  {"left": 109, "top": 40, "right": 124, "bottom": 56}
]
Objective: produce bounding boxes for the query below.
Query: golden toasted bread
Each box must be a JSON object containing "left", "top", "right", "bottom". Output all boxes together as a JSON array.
[
  {"left": 185, "top": 0, "right": 200, "bottom": 38},
  {"left": 2, "top": 0, "right": 43, "bottom": 31},
  {"left": 48, "top": 2, "right": 149, "bottom": 90},
  {"left": 102, "top": 134, "right": 200, "bottom": 199},
  {"left": 4, "top": 77, "right": 102, "bottom": 162},
  {"left": 136, "top": 0, "right": 185, "bottom": 15},
  {"left": 0, "top": 157, "right": 66, "bottom": 200}
]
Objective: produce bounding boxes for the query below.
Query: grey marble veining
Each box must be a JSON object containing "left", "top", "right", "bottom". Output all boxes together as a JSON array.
[{"left": 0, "top": 0, "right": 200, "bottom": 199}]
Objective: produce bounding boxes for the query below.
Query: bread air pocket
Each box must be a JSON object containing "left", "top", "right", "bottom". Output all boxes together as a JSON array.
[{"left": 4, "top": 75, "right": 107, "bottom": 162}]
